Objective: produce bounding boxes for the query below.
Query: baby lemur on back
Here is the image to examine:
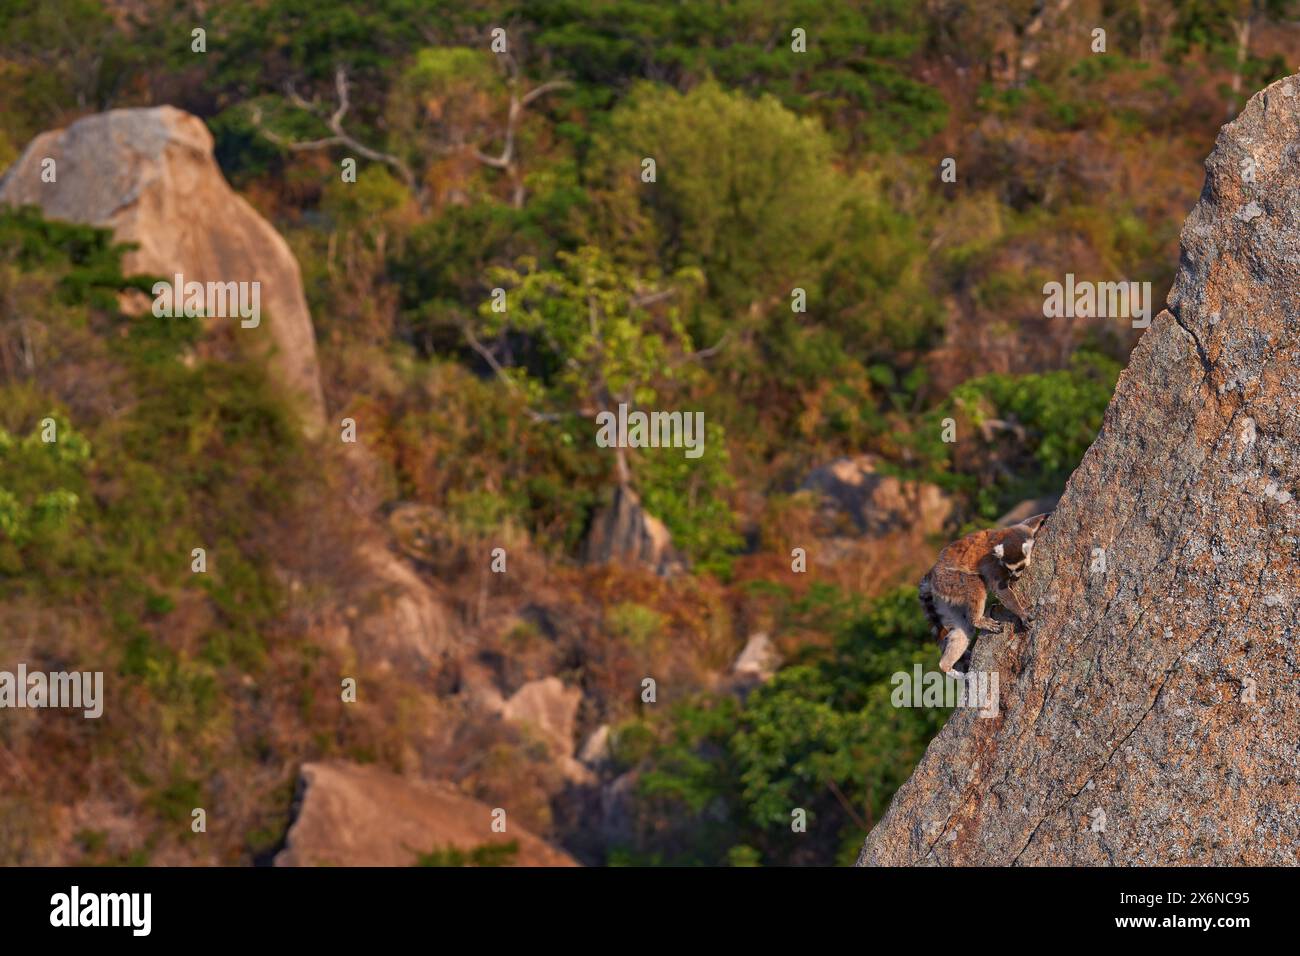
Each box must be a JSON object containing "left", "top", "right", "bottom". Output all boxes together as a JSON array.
[{"left": 919, "top": 513, "right": 1049, "bottom": 676}]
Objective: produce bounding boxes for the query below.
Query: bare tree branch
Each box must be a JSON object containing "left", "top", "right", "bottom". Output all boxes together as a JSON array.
[
  {"left": 250, "top": 66, "right": 421, "bottom": 200},
  {"left": 467, "top": 54, "right": 572, "bottom": 207},
  {"left": 519, "top": 79, "right": 571, "bottom": 108},
  {"left": 254, "top": 54, "right": 571, "bottom": 212},
  {"left": 629, "top": 288, "right": 677, "bottom": 309},
  {"left": 459, "top": 319, "right": 562, "bottom": 424},
  {"left": 827, "top": 778, "right": 871, "bottom": 833},
  {"left": 669, "top": 332, "right": 729, "bottom": 370}
]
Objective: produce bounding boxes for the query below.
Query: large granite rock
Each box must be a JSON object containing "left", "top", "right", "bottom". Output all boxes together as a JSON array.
[
  {"left": 275, "top": 761, "right": 578, "bottom": 867},
  {"left": 860, "top": 75, "right": 1300, "bottom": 865},
  {"left": 0, "top": 106, "right": 326, "bottom": 431},
  {"left": 800, "top": 455, "right": 953, "bottom": 539}
]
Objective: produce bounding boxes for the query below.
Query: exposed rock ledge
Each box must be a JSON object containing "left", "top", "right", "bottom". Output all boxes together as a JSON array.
[{"left": 859, "top": 74, "right": 1300, "bottom": 865}]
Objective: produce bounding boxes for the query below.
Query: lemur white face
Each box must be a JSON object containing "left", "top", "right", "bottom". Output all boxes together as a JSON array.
[{"left": 997, "top": 538, "right": 1033, "bottom": 578}]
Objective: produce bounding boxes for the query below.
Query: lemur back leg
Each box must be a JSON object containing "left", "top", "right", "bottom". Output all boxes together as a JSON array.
[
  {"left": 937, "top": 626, "right": 970, "bottom": 675},
  {"left": 933, "top": 593, "right": 980, "bottom": 674}
]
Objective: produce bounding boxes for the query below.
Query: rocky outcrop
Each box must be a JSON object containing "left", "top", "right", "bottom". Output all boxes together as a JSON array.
[
  {"left": 349, "top": 542, "right": 456, "bottom": 673},
  {"left": 502, "top": 677, "right": 582, "bottom": 759},
  {"left": 0, "top": 106, "right": 326, "bottom": 431},
  {"left": 582, "top": 484, "right": 684, "bottom": 575},
  {"left": 731, "top": 632, "right": 781, "bottom": 684},
  {"left": 859, "top": 77, "right": 1300, "bottom": 865},
  {"left": 502, "top": 677, "right": 593, "bottom": 785},
  {"left": 577, "top": 724, "right": 612, "bottom": 768},
  {"left": 275, "top": 761, "right": 578, "bottom": 867},
  {"left": 800, "top": 455, "right": 952, "bottom": 539}
]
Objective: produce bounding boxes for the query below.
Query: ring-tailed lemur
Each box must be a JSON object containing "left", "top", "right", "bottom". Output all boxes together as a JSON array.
[{"left": 919, "top": 513, "right": 1049, "bottom": 676}]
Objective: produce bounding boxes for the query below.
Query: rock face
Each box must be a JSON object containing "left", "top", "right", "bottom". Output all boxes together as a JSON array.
[
  {"left": 275, "top": 761, "right": 578, "bottom": 867},
  {"left": 577, "top": 724, "right": 612, "bottom": 767},
  {"left": 0, "top": 106, "right": 326, "bottom": 431},
  {"left": 859, "top": 76, "right": 1300, "bottom": 866},
  {"left": 582, "top": 484, "right": 684, "bottom": 575},
  {"left": 800, "top": 455, "right": 952, "bottom": 538},
  {"left": 502, "top": 677, "right": 593, "bottom": 784},
  {"left": 349, "top": 542, "right": 455, "bottom": 673},
  {"left": 502, "top": 677, "right": 582, "bottom": 759},
  {"left": 731, "top": 632, "right": 781, "bottom": 684}
]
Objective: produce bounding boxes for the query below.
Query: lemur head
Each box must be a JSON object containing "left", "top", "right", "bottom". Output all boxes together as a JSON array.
[{"left": 992, "top": 512, "right": 1050, "bottom": 580}]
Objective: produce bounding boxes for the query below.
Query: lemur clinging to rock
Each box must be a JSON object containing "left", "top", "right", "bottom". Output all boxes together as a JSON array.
[{"left": 919, "top": 513, "right": 1049, "bottom": 676}]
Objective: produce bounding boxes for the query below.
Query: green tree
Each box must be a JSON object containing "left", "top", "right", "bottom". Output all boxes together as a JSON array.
[
  {"left": 475, "top": 246, "right": 741, "bottom": 568},
  {"left": 730, "top": 587, "right": 944, "bottom": 863},
  {"left": 617, "top": 585, "right": 944, "bottom": 865},
  {"left": 592, "top": 80, "right": 849, "bottom": 317},
  {"left": 477, "top": 245, "right": 703, "bottom": 485},
  {"left": 525, "top": 0, "right": 946, "bottom": 146},
  {"left": 902, "top": 351, "right": 1122, "bottom": 518}
]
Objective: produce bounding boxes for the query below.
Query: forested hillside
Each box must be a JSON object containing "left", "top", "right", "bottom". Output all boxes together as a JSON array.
[{"left": 1, "top": 0, "right": 1295, "bottom": 866}]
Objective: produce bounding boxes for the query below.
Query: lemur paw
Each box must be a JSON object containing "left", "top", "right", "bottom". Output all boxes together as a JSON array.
[{"left": 973, "top": 617, "right": 1004, "bottom": 633}]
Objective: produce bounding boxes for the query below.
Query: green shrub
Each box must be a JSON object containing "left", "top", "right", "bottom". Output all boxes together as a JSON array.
[
  {"left": 414, "top": 840, "right": 520, "bottom": 867},
  {"left": 614, "top": 585, "right": 942, "bottom": 866}
]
